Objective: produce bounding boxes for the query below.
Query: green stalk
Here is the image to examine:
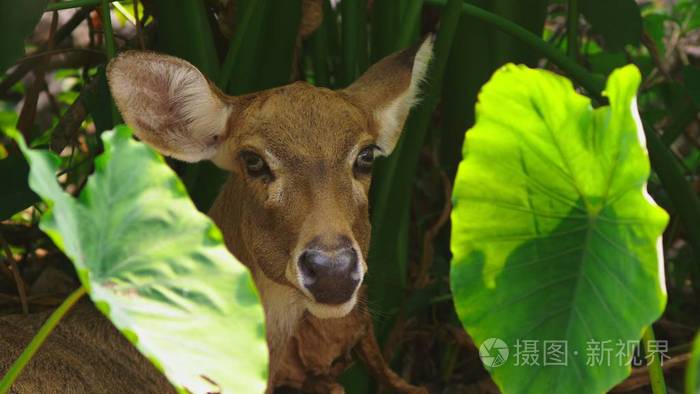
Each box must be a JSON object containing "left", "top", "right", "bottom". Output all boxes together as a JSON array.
[
  {"left": 370, "top": 0, "right": 400, "bottom": 61},
  {"left": 100, "top": 0, "right": 120, "bottom": 124},
  {"left": 341, "top": 0, "right": 360, "bottom": 85},
  {"left": 567, "top": 0, "right": 579, "bottom": 60},
  {"left": 687, "top": 333, "right": 700, "bottom": 394},
  {"left": 309, "top": 12, "right": 330, "bottom": 87},
  {"left": 642, "top": 326, "right": 668, "bottom": 394},
  {"left": 425, "top": 0, "right": 605, "bottom": 96},
  {"left": 100, "top": 1, "right": 115, "bottom": 59},
  {"left": 217, "top": 0, "right": 260, "bottom": 89},
  {"left": 356, "top": 0, "right": 368, "bottom": 74},
  {"left": 0, "top": 287, "right": 87, "bottom": 392},
  {"left": 369, "top": 0, "right": 463, "bottom": 338},
  {"left": 396, "top": 1, "right": 424, "bottom": 49},
  {"left": 46, "top": 0, "right": 116, "bottom": 11}
]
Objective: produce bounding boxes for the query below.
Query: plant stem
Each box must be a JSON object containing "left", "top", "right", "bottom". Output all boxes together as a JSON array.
[
  {"left": 46, "top": 0, "right": 117, "bottom": 11},
  {"left": 368, "top": 0, "right": 463, "bottom": 338},
  {"left": 396, "top": 1, "right": 424, "bottom": 49},
  {"left": 309, "top": 12, "right": 330, "bottom": 87},
  {"left": 0, "top": 286, "right": 87, "bottom": 392},
  {"left": 424, "top": 0, "right": 605, "bottom": 97},
  {"left": 567, "top": 0, "right": 579, "bottom": 60},
  {"left": 642, "top": 326, "right": 668, "bottom": 394},
  {"left": 100, "top": 0, "right": 120, "bottom": 125},
  {"left": 341, "top": 0, "right": 360, "bottom": 85},
  {"left": 217, "top": 0, "right": 260, "bottom": 89}
]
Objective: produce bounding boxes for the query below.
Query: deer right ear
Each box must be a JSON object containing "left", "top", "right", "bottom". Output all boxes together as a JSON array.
[
  {"left": 107, "top": 51, "right": 234, "bottom": 163},
  {"left": 342, "top": 36, "right": 434, "bottom": 155}
]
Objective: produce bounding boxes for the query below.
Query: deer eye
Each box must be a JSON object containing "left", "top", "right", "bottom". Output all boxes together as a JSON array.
[
  {"left": 240, "top": 151, "right": 272, "bottom": 179},
  {"left": 354, "top": 145, "right": 377, "bottom": 175}
]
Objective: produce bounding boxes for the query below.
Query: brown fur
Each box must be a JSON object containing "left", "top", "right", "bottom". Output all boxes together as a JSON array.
[{"left": 0, "top": 301, "right": 173, "bottom": 393}]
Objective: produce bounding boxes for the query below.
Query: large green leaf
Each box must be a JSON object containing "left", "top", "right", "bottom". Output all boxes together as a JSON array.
[
  {"left": 14, "top": 126, "right": 267, "bottom": 394},
  {"left": 0, "top": 0, "right": 48, "bottom": 73},
  {"left": 450, "top": 65, "right": 668, "bottom": 394}
]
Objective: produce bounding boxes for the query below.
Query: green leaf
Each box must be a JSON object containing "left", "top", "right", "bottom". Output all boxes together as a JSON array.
[
  {"left": 688, "top": 332, "right": 700, "bottom": 394},
  {"left": 0, "top": 0, "right": 48, "bottom": 73},
  {"left": 154, "top": 0, "right": 220, "bottom": 80},
  {"left": 0, "top": 153, "right": 39, "bottom": 220},
  {"left": 674, "top": 0, "right": 700, "bottom": 32},
  {"left": 580, "top": 0, "right": 642, "bottom": 51},
  {"left": 450, "top": 65, "right": 668, "bottom": 394},
  {"left": 368, "top": 0, "right": 463, "bottom": 339},
  {"left": 683, "top": 66, "right": 700, "bottom": 107},
  {"left": 14, "top": 126, "right": 268, "bottom": 394},
  {"left": 82, "top": 66, "right": 115, "bottom": 133}
]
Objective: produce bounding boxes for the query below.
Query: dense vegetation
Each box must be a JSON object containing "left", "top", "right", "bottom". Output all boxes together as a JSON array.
[{"left": 0, "top": 0, "right": 699, "bottom": 393}]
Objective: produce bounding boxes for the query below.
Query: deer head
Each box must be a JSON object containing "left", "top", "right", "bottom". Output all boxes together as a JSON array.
[{"left": 106, "top": 38, "right": 433, "bottom": 328}]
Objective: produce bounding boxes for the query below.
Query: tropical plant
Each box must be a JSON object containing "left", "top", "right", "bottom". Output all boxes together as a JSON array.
[{"left": 0, "top": 0, "right": 698, "bottom": 393}]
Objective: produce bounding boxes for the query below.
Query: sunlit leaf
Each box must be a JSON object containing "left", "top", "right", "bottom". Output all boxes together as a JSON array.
[
  {"left": 14, "top": 126, "right": 268, "bottom": 394},
  {"left": 450, "top": 64, "right": 668, "bottom": 393}
]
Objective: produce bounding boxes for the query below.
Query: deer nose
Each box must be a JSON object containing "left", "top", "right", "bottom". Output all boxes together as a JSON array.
[{"left": 298, "top": 248, "right": 361, "bottom": 305}]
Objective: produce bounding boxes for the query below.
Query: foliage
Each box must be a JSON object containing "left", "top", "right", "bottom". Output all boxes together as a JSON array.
[
  {"left": 450, "top": 64, "right": 668, "bottom": 393},
  {"left": 0, "top": 0, "right": 699, "bottom": 393},
  {"left": 688, "top": 332, "right": 700, "bottom": 394},
  {"left": 0, "top": 0, "right": 48, "bottom": 73},
  {"left": 7, "top": 126, "right": 267, "bottom": 394},
  {"left": 580, "top": 0, "right": 643, "bottom": 51}
]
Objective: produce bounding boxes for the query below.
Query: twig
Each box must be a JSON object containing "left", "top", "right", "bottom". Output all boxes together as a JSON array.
[
  {"left": 16, "top": 47, "right": 105, "bottom": 64},
  {"left": 0, "top": 236, "right": 29, "bottom": 315},
  {"left": 41, "top": 80, "right": 61, "bottom": 118},
  {"left": 641, "top": 31, "right": 672, "bottom": 82},
  {"left": 414, "top": 170, "right": 452, "bottom": 288},
  {"left": 612, "top": 353, "right": 689, "bottom": 392},
  {"left": 382, "top": 164, "right": 453, "bottom": 361},
  {"left": 0, "top": 7, "right": 91, "bottom": 95},
  {"left": 0, "top": 255, "right": 13, "bottom": 282},
  {"left": 15, "top": 70, "right": 46, "bottom": 142},
  {"left": 50, "top": 77, "right": 97, "bottom": 152},
  {"left": 16, "top": 10, "right": 59, "bottom": 142}
]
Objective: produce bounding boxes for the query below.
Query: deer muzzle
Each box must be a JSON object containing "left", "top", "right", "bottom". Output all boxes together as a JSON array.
[{"left": 297, "top": 242, "right": 362, "bottom": 305}]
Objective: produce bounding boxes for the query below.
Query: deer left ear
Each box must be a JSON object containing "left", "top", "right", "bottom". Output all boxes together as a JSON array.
[{"left": 342, "top": 35, "right": 434, "bottom": 155}]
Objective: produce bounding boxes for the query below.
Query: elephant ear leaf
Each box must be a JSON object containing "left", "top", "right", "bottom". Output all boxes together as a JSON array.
[
  {"left": 450, "top": 64, "right": 668, "bottom": 394},
  {"left": 12, "top": 126, "right": 268, "bottom": 394}
]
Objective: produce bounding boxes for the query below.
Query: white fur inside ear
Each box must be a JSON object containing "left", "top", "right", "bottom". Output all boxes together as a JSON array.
[
  {"left": 375, "top": 36, "right": 434, "bottom": 154},
  {"left": 108, "top": 52, "right": 232, "bottom": 162}
]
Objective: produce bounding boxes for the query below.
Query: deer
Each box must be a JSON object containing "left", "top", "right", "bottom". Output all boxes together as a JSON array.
[{"left": 0, "top": 36, "right": 433, "bottom": 393}]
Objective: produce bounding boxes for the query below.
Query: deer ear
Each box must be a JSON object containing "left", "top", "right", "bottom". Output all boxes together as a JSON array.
[
  {"left": 107, "top": 51, "right": 233, "bottom": 162},
  {"left": 342, "top": 36, "right": 434, "bottom": 155}
]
